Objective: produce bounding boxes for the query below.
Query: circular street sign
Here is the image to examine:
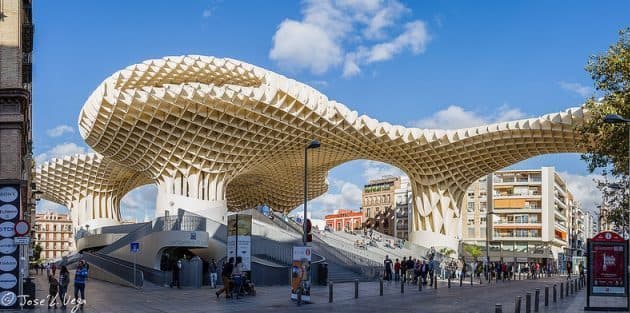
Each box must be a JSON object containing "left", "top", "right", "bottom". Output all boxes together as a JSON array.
[
  {"left": 0, "top": 256, "right": 17, "bottom": 272},
  {"left": 0, "top": 223, "right": 13, "bottom": 238},
  {"left": 0, "top": 239, "right": 16, "bottom": 255},
  {"left": 0, "top": 291, "right": 16, "bottom": 307},
  {"left": 0, "top": 187, "right": 17, "bottom": 203},
  {"left": 14, "top": 220, "right": 29, "bottom": 236},
  {"left": 0, "top": 205, "right": 18, "bottom": 221}
]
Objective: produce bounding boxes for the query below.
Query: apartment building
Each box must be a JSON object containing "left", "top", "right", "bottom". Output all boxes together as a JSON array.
[
  {"left": 360, "top": 176, "right": 401, "bottom": 237},
  {"left": 33, "top": 212, "right": 75, "bottom": 261},
  {"left": 324, "top": 209, "right": 363, "bottom": 231},
  {"left": 394, "top": 177, "right": 412, "bottom": 240},
  {"left": 463, "top": 167, "right": 576, "bottom": 264}
]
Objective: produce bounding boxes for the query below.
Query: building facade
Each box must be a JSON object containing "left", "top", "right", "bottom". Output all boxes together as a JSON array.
[
  {"left": 361, "top": 176, "right": 400, "bottom": 236},
  {"left": 33, "top": 212, "right": 75, "bottom": 261},
  {"left": 324, "top": 209, "right": 363, "bottom": 231},
  {"left": 463, "top": 167, "right": 580, "bottom": 264},
  {"left": 393, "top": 177, "right": 412, "bottom": 240}
]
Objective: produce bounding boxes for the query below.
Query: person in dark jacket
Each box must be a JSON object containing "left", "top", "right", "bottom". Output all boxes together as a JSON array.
[
  {"left": 171, "top": 259, "right": 182, "bottom": 289},
  {"left": 48, "top": 274, "right": 59, "bottom": 309},
  {"left": 59, "top": 266, "right": 70, "bottom": 308},
  {"left": 216, "top": 257, "right": 234, "bottom": 299}
]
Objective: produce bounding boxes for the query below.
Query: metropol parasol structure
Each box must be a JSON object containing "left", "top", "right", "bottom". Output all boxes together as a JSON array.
[{"left": 35, "top": 55, "right": 587, "bottom": 250}]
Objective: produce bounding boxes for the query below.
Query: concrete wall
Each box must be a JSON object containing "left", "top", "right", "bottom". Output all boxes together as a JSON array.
[
  {"left": 108, "top": 230, "right": 209, "bottom": 269},
  {"left": 88, "top": 263, "right": 135, "bottom": 288}
]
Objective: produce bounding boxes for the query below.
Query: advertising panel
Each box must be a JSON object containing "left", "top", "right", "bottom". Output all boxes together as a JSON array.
[
  {"left": 589, "top": 231, "right": 628, "bottom": 297},
  {"left": 0, "top": 185, "right": 20, "bottom": 309},
  {"left": 291, "top": 246, "right": 312, "bottom": 302},
  {"left": 227, "top": 214, "right": 252, "bottom": 271}
]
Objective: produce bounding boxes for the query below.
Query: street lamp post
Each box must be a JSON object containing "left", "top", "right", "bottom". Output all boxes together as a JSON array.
[
  {"left": 602, "top": 114, "right": 630, "bottom": 239},
  {"left": 303, "top": 140, "right": 321, "bottom": 246}
]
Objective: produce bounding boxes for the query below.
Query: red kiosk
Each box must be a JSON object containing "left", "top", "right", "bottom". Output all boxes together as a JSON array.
[{"left": 585, "top": 231, "right": 630, "bottom": 311}]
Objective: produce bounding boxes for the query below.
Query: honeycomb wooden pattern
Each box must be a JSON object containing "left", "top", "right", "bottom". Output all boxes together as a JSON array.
[{"left": 38, "top": 55, "right": 586, "bottom": 240}]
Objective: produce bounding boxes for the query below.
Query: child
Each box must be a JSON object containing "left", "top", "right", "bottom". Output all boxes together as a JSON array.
[{"left": 48, "top": 274, "right": 59, "bottom": 309}]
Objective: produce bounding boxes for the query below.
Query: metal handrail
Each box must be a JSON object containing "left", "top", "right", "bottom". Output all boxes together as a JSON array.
[{"left": 83, "top": 252, "right": 144, "bottom": 288}]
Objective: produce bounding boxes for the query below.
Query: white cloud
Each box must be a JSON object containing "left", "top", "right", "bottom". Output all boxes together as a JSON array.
[
  {"left": 120, "top": 184, "right": 157, "bottom": 222},
  {"left": 362, "top": 160, "right": 404, "bottom": 181},
  {"left": 36, "top": 199, "right": 68, "bottom": 214},
  {"left": 558, "top": 171, "right": 603, "bottom": 213},
  {"left": 46, "top": 125, "right": 74, "bottom": 137},
  {"left": 409, "top": 104, "right": 527, "bottom": 130},
  {"left": 270, "top": 0, "right": 430, "bottom": 77},
  {"left": 270, "top": 19, "right": 343, "bottom": 74},
  {"left": 559, "top": 81, "right": 593, "bottom": 98},
  {"left": 305, "top": 179, "right": 363, "bottom": 219},
  {"left": 202, "top": 9, "right": 212, "bottom": 18},
  {"left": 34, "top": 142, "right": 88, "bottom": 164}
]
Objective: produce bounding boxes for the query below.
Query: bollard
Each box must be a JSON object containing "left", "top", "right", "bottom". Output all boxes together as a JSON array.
[
  {"left": 560, "top": 282, "right": 564, "bottom": 299},
  {"left": 379, "top": 279, "right": 383, "bottom": 296},
  {"left": 495, "top": 304, "right": 503, "bottom": 313},
  {"left": 329, "top": 281, "right": 333, "bottom": 303},
  {"left": 460, "top": 274, "right": 463, "bottom": 287},
  {"left": 566, "top": 281, "right": 569, "bottom": 297},
  {"left": 535, "top": 288, "right": 540, "bottom": 312},
  {"left": 434, "top": 275, "right": 438, "bottom": 289},
  {"left": 297, "top": 289, "right": 302, "bottom": 306},
  {"left": 571, "top": 280, "right": 574, "bottom": 294},
  {"left": 553, "top": 284, "right": 557, "bottom": 303},
  {"left": 401, "top": 280, "right": 404, "bottom": 293},
  {"left": 544, "top": 286, "right": 549, "bottom": 307},
  {"left": 418, "top": 277, "right": 422, "bottom": 291},
  {"left": 354, "top": 279, "right": 359, "bottom": 298},
  {"left": 448, "top": 276, "right": 451, "bottom": 288},
  {"left": 514, "top": 296, "right": 522, "bottom": 313},
  {"left": 525, "top": 292, "right": 531, "bottom": 313}
]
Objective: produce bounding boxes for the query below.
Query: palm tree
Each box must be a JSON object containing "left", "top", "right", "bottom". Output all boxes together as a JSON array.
[{"left": 464, "top": 245, "right": 483, "bottom": 261}]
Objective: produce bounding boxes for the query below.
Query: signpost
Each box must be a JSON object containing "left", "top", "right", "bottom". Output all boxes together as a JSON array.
[
  {"left": 585, "top": 231, "right": 629, "bottom": 311},
  {"left": 130, "top": 242, "right": 140, "bottom": 287},
  {"left": 227, "top": 214, "right": 252, "bottom": 271},
  {"left": 291, "top": 246, "right": 312, "bottom": 304},
  {"left": 0, "top": 185, "right": 21, "bottom": 309}
]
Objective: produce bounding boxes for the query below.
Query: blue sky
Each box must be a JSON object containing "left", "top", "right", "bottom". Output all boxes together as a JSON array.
[{"left": 33, "top": 1, "right": 629, "bottom": 221}]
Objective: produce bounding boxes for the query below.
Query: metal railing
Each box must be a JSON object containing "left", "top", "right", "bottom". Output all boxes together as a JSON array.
[
  {"left": 83, "top": 252, "right": 144, "bottom": 288},
  {"left": 154, "top": 215, "right": 206, "bottom": 232}
]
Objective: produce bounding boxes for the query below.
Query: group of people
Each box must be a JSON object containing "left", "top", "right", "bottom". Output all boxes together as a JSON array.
[
  {"left": 214, "top": 256, "right": 255, "bottom": 299},
  {"left": 46, "top": 260, "right": 89, "bottom": 309},
  {"left": 383, "top": 255, "right": 436, "bottom": 285}
]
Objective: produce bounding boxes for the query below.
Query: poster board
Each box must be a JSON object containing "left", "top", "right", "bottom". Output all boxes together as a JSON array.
[
  {"left": 585, "top": 231, "right": 629, "bottom": 311},
  {"left": 291, "top": 246, "right": 312, "bottom": 302},
  {"left": 227, "top": 214, "right": 252, "bottom": 271}
]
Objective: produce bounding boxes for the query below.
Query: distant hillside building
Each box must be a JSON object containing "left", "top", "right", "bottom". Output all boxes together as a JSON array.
[
  {"left": 34, "top": 212, "right": 75, "bottom": 261},
  {"left": 324, "top": 209, "right": 363, "bottom": 231}
]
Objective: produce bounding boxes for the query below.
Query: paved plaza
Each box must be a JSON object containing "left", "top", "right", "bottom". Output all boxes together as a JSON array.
[{"left": 5, "top": 272, "right": 607, "bottom": 313}]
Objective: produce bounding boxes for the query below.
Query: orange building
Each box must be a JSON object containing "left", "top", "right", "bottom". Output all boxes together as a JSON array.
[{"left": 325, "top": 209, "right": 363, "bottom": 231}]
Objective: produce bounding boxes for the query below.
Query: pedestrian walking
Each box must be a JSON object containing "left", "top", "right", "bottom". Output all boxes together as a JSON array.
[
  {"left": 59, "top": 266, "right": 70, "bottom": 309},
  {"left": 394, "top": 258, "right": 401, "bottom": 281},
  {"left": 74, "top": 260, "right": 88, "bottom": 310},
  {"left": 52, "top": 263, "right": 57, "bottom": 276},
  {"left": 46, "top": 263, "right": 51, "bottom": 277},
  {"left": 48, "top": 274, "right": 59, "bottom": 309},
  {"left": 171, "top": 259, "right": 182, "bottom": 289},
  {"left": 384, "top": 255, "right": 393, "bottom": 283},
  {"left": 209, "top": 258, "right": 218, "bottom": 288},
  {"left": 216, "top": 257, "right": 234, "bottom": 299}
]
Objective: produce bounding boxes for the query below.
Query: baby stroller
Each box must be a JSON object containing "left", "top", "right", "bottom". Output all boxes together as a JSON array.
[{"left": 230, "top": 274, "right": 256, "bottom": 298}]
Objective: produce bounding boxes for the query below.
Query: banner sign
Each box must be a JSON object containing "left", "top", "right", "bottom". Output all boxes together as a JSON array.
[
  {"left": 291, "top": 246, "right": 312, "bottom": 302},
  {"left": 227, "top": 214, "right": 252, "bottom": 271},
  {"left": 589, "top": 231, "right": 628, "bottom": 297},
  {"left": 0, "top": 185, "right": 20, "bottom": 309}
]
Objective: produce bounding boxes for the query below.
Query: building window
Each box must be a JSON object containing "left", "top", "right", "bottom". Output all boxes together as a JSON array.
[
  {"left": 467, "top": 202, "right": 474, "bottom": 213},
  {"left": 468, "top": 227, "right": 475, "bottom": 237}
]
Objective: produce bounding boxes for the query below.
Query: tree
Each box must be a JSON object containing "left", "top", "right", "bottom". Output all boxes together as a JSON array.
[
  {"left": 464, "top": 245, "right": 483, "bottom": 260},
  {"left": 439, "top": 247, "right": 455, "bottom": 258},
  {"left": 576, "top": 28, "right": 630, "bottom": 227},
  {"left": 33, "top": 243, "right": 43, "bottom": 261}
]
